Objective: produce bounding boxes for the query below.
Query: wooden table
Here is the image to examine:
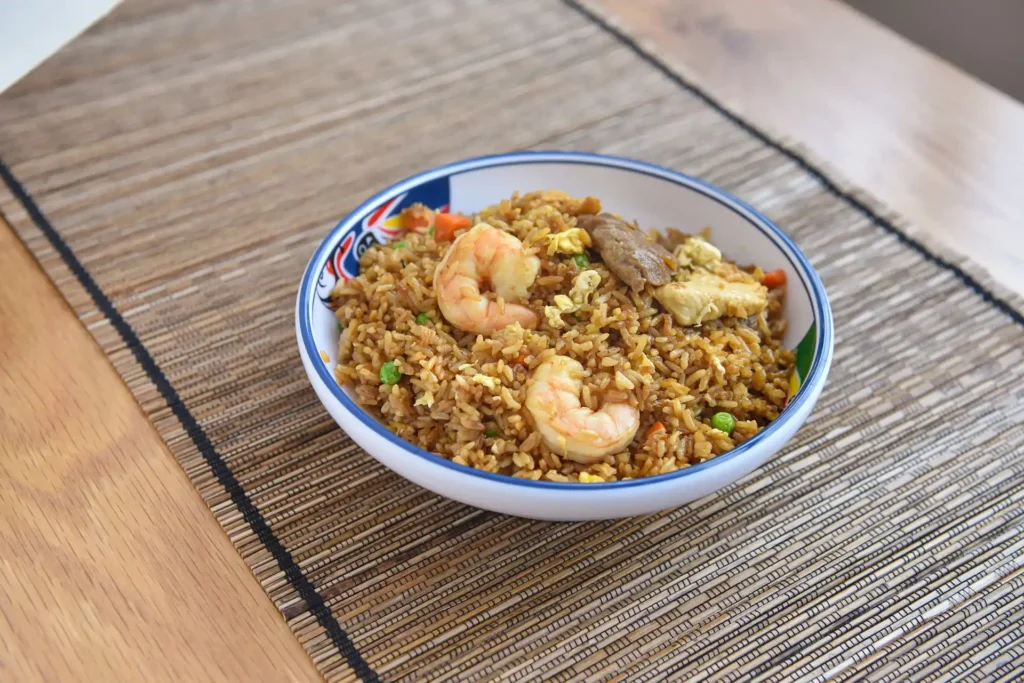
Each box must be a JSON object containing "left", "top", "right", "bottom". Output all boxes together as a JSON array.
[{"left": 2, "top": 0, "right": 1023, "bottom": 679}]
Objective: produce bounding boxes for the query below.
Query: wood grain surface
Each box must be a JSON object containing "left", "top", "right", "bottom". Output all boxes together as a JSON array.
[
  {"left": 0, "top": 220, "right": 320, "bottom": 682},
  {"left": 591, "top": 0, "right": 1024, "bottom": 296}
]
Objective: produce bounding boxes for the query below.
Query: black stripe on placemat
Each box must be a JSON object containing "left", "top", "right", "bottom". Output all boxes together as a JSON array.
[
  {"left": 562, "top": 0, "right": 1024, "bottom": 330},
  {"left": 0, "top": 159, "right": 381, "bottom": 683}
]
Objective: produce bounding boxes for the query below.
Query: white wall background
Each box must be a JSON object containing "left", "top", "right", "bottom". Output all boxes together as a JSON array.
[
  {"left": 845, "top": 0, "right": 1024, "bottom": 103},
  {"left": 0, "top": 0, "right": 120, "bottom": 94}
]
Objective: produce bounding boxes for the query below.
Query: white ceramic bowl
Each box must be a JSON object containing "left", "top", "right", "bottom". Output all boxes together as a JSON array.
[{"left": 297, "top": 152, "right": 833, "bottom": 521}]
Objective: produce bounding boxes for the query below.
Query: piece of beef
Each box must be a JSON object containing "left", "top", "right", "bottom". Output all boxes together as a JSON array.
[{"left": 577, "top": 213, "right": 674, "bottom": 292}]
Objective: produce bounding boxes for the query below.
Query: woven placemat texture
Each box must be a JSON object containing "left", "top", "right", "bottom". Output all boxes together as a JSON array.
[{"left": 3, "top": 0, "right": 1024, "bottom": 680}]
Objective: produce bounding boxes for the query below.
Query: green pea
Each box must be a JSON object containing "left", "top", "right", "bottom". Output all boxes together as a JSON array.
[
  {"left": 379, "top": 360, "right": 401, "bottom": 385},
  {"left": 484, "top": 429, "right": 499, "bottom": 438},
  {"left": 415, "top": 312, "right": 429, "bottom": 325},
  {"left": 336, "top": 319, "right": 343, "bottom": 332},
  {"left": 711, "top": 412, "right": 736, "bottom": 435},
  {"left": 393, "top": 240, "right": 407, "bottom": 249},
  {"left": 572, "top": 253, "right": 590, "bottom": 268}
]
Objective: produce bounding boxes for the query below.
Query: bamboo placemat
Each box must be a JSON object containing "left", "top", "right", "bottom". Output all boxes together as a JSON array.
[{"left": 3, "top": 0, "right": 1024, "bottom": 680}]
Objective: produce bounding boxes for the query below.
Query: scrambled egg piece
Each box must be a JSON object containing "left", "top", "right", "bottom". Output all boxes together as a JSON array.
[
  {"left": 552, "top": 295, "right": 574, "bottom": 312},
  {"left": 544, "top": 306, "right": 566, "bottom": 329},
  {"left": 569, "top": 270, "right": 601, "bottom": 306},
  {"left": 654, "top": 271, "right": 767, "bottom": 326},
  {"left": 472, "top": 374, "right": 500, "bottom": 390},
  {"left": 544, "top": 228, "right": 592, "bottom": 255},
  {"left": 673, "top": 237, "right": 722, "bottom": 268},
  {"left": 634, "top": 350, "right": 656, "bottom": 377},
  {"left": 544, "top": 270, "right": 602, "bottom": 328},
  {"left": 578, "top": 472, "right": 605, "bottom": 483}
]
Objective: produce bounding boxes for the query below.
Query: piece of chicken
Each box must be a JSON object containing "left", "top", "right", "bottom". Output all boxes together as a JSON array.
[{"left": 654, "top": 271, "right": 767, "bottom": 326}]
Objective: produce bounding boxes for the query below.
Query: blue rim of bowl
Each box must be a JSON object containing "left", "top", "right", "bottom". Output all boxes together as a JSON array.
[{"left": 299, "top": 151, "right": 833, "bottom": 491}]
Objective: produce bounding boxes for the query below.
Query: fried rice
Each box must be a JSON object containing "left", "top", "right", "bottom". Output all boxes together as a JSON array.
[{"left": 331, "top": 191, "right": 794, "bottom": 483}]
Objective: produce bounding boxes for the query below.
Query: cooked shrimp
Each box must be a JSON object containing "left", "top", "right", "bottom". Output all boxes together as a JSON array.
[
  {"left": 434, "top": 223, "right": 540, "bottom": 335},
  {"left": 525, "top": 355, "right": 640, "bottom": 464}
]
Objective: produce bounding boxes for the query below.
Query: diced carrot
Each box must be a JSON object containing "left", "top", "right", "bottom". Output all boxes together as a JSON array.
[
  {"left": 761, "top": 269, "right": 787, "bottom": 288},
  {"left": 645, "top": 421, "right": 666, "bottom": 441},
  {"left": 512, "top": 352, "right": 529, "bottom": 366},
  {"left": 434, "top": 212, "right": 471, "bottom": 242},
  {"left": 400, "top": 204, "right": 434, "bottom": 232}
]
